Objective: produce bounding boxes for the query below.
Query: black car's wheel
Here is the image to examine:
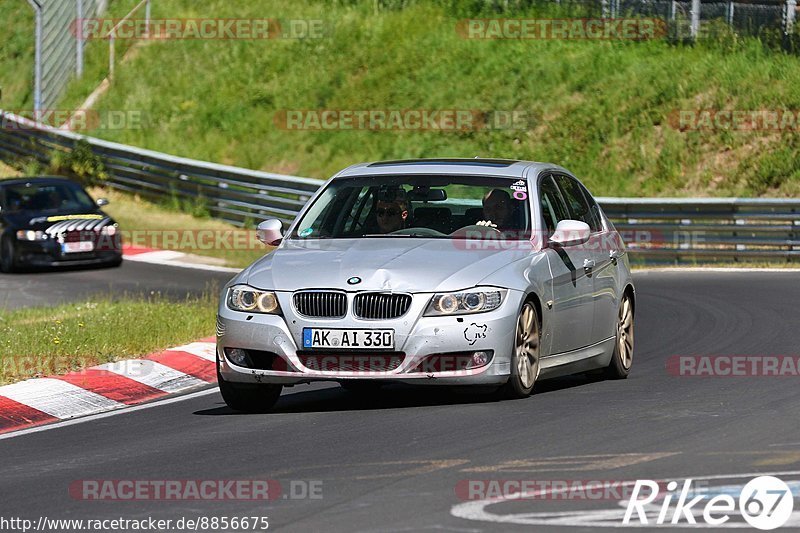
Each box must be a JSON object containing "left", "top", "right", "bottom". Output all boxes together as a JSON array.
[
  {"left": 217, "top": 369, "right": 282, "bottom": 413},
  {"left": 498, "top": 301, "right": 541, "bottom": 399},
  {"left": 0, "top": 237, "right": 18, "bottom": 273},
  {"left": 604, "top": 292, "right": 634, "bottom": 379}
]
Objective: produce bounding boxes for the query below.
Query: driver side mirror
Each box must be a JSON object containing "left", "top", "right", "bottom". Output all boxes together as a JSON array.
[
  {"left": 256, "top": 219, "right": 283, "bottom": 246},
  {"left": 549, "top": 220, "right": 590, "bottom": 247}
]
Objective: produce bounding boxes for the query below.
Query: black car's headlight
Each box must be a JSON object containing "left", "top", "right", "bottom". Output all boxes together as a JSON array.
[
  {"left": 424, "top": 288, "right": 507, "bottom": 316},
  {"left": 16, "top": 230, "right": 48, "bottom": 241},
  {"left": 227, "top": 285, "right": 281, "bottom": 314}
]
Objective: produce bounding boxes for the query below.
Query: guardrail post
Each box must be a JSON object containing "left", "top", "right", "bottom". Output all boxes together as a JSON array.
[
  {"left": 690, "top": 0, "right": 701, "bottom": 39},
  {"left": 25, "top": 0, "right": 43, "bottom": 114},
  {"left": 76, "top": 0, "right": 84, "bottom": 76},
  {"left": 145, "top": 0, "right": 152, "bottom": 38},
  {"left": 727, "top": 0, "right": 735, "bottom": 26},
  {"left": 785, "top": 0, "right": 797, "bottom": 35}
]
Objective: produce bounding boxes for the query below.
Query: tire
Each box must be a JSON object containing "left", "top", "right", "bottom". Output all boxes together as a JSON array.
[
  {"left": 340, "top": 380, "right": 383, "bottom": 394},
  {"left": 0, "top": 237, "right": 17, "bottom": 273},
  {"left": 217, "top": 369, "right": 282, "bottom": 413},
  {"left": 498, "top": 301, "right": 541, "bottom": 399},
  {"left": 604, "top": 292, "right": 634, "bottom": 379}
]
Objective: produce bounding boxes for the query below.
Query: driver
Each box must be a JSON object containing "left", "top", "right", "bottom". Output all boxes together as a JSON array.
[{"left": 375, "top": 191, "right": 409, "bottom": 233}]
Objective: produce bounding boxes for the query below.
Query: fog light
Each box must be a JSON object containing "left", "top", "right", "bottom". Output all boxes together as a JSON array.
[
  {"left": 469, "top": 351, "right": 491, "bottom": 369},
  {"left": 225, "top": 348, "right": 249, "bottom": 367}
]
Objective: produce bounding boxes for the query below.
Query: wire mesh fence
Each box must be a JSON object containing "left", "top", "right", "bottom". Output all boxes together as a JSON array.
[{"left": 27, "top": 0, "right": 106, "bottom": 113}]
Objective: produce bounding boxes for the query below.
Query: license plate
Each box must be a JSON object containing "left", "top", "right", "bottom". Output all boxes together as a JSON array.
[
  {"left": 62, "top": 241, "right": 94, "bottom": 253},
  {"left": 302, "top": 328, "right": 394, "bottom": 350}
]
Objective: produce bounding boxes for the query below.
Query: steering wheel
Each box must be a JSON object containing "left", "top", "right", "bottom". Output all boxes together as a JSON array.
[
  {"left": 390, "top": 227, "right": 447, "bottom": 237},
  {"left": 450, "top": 224, "right": 503, "bottom": 238}
]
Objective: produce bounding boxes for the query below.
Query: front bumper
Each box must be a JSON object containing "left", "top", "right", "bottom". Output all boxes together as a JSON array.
[
  {"left": 216, "top": 290, "right": 524, "bottom": 386},
  {"left": 14, "top": 238, "right": 122, "bottom": 268}
]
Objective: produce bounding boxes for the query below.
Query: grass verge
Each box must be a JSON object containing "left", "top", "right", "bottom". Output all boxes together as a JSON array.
[
  {"left": 90, "top": 186, "right": 271, "bottom": 268},
  {"left": 0, "top": 292, "right": 217, "bottom": 385}
]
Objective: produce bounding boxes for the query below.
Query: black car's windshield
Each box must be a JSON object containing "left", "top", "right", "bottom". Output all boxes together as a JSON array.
[
  {"left": 2, "top": 182, "right": 97, "bottom": 213},
  {"left": 292, "top": 175, "right": 531, "bottom": 240}
]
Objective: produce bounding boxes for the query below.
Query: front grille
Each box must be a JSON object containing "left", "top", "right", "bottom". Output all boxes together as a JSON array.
[
  {"left": 293, "top": 291, "right": 347, "bottom": 318},
  {"left": 354, "top": 293, "right": 412, "bottom": 319}
]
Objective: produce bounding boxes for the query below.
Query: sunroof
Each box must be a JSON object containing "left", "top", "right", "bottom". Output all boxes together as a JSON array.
[{"left": 367, "top": 158, "right": 517, "bottom": 168}]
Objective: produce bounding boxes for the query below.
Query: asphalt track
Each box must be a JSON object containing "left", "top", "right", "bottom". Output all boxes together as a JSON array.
[
  {"left": 0, "top": 260, "right": 234, "bottom": 310},
  {"left": 2, "top": 270, "right": 800, "bottom": 532}
]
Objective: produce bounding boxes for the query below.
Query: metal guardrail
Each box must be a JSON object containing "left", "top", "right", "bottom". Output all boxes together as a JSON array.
[
  {"left": 599, "top": 197, "right": 800, "bottom": 263},
  {"left": 2, "top": 111, "right": 799, "bottom": 264},
  {"left": 0, "top": 112, "right": 322, "bottom": 227}
]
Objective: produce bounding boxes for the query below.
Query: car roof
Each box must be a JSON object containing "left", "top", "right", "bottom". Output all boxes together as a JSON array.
[
  {"left": 335, "top": 158, "right": 569, "bottom": 179},
  {"left": 0, "top": 176, "right": 79, "bottom": 188}
]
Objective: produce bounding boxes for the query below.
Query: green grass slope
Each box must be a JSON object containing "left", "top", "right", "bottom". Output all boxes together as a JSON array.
[{"left": 14, "top": 1, "right": 800, "bottom": 196}]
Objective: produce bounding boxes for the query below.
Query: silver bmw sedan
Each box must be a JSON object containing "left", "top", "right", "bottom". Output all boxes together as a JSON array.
[{"left": 216, "top": 159, "right": 635, "bottom": 412}]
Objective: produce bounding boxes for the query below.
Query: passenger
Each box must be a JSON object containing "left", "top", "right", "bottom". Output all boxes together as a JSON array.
[
  {"left": 482, "top": 189, "right": 515, "bottom": 230},
  {"left": 375, "top": 192, "right": 409, "bottom": 234}
]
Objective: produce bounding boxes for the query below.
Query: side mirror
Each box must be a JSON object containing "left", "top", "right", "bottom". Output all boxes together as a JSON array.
[
  {"left": 256, "top": 219, "right": 283, "bottom": 246},
  {"left": 96, "top": 198, "right": 110, "bottom": 207},
  {"left": 549, "top": 220, "right": 590, "bottom": 247}
]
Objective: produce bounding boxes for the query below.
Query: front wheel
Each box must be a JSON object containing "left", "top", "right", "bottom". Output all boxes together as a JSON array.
[
  {"left": 498, "top": 301, "right": 541, "bottom": 399},
  {"left": 218, "top": 369, "right": 282, "bottom": 413},
  {"left": 604, "top": 293, "right": 634, "bottom": 379},
  {"left": 0, "top": 237, "right": 17, "bottom": 273}
]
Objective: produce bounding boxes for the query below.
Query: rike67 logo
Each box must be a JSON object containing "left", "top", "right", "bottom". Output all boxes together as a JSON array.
[{"left": 624, "top": 476, "right": 795, "bottom": 530}]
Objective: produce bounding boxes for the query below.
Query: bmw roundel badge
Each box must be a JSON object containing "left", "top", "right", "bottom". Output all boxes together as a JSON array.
[{"left": 347, "top": 276, "right": 361, "bottom": 285}]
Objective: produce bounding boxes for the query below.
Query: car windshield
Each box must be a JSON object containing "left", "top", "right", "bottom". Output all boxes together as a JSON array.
[
  {"left": 2, "top": 182, "right": 97, "bottom": 213},
  {"left": 292, "top": 175, "right": 531, "bottom": 239}
]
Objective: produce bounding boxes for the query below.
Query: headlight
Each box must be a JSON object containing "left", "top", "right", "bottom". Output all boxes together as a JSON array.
[
  {"left": 424, "top": 288, "right": 506, "bottom": 316},
  {"left": 227, "top": 285, "right": 281, "bottom": 314},
  {"left": 100, "top": 225, "right": 117, "bottom": 236},
  {"left": 16, "top": 230, "right": 48, "bottom": 241}
]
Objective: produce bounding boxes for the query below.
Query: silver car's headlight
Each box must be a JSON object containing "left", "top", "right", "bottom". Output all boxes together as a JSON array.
[
  {"left": 227, "top": 285, "right": 281, "bottom": 314},
  {"left": 424, "top": 288, "right": 507, "bottom": 316}
]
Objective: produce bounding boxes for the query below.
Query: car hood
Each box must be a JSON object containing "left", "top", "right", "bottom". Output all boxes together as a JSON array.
[
  {"left": 243, "top": 238, "right": 536, "bottom": 293},
  {"left": 4, "top": 208, "right": 113, "bottom": 232}
]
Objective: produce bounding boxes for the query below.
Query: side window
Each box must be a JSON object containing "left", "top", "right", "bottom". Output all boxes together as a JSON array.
[
  {"left": 578, "top": 183, "right": 604, "bottom": 233},
  {"left": 554, "top": 174, "right": 600, "bottom": 232},
  {"left": 538, "top": 175, "right": 570, "bottom": 234}
]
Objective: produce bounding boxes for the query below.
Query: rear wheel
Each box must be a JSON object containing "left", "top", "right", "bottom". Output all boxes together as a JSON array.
[
  {"left": 498, "top": 301, "right": 541, "bottom": 399},
  {"left": 0, "top": 237, "right": 17, "bottom": 273},
  {"left": 604, "top": 292, "right": 634, "bottom": 379},
  {"left": 217, "top": 369, "right": 282, "bottom": 413}
]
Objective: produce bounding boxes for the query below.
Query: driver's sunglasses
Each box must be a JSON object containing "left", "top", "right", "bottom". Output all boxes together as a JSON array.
[{"left": 376, "top": 208, "right": 400, "bottom": 217}]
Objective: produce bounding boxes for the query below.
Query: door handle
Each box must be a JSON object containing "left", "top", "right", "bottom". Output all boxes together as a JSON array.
[
  {"left": 609, "top": 249, "right": 623, "bottom": 264},
  {"left": 583, "top": 258, "right": 595, "bottom": 272}
]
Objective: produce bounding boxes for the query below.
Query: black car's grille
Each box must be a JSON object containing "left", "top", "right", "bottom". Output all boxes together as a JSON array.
[
  {"left": 293, "top": 291, "right": 347, "bottom": 318},
  {"left": 353, "top": 293, "right": 412, "bottom": 320}
]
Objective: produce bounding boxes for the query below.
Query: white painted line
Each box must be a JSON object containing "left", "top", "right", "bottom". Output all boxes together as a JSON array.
[
  {"left": 633, "top": 267, "right": 800, "bottom": 273},
  {"left": 167, "top": 342, "right": 217, "bottom": 362},
  {"left": 451, "top": 470, "right": 800, "bottom": 528},
  {"left": 0, "top": 388, "right": 219, "bottom": 441},
  {"left": 0, "top": 378, "right": 125, "bottom": 419},
  {"left": 98, "top": 359, "right": 207, "bottom": 392}
]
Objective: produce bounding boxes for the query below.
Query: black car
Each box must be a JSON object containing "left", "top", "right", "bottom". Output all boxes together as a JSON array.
[{"left": 0, "top": 177, "right": 122, "bottom": 272}]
